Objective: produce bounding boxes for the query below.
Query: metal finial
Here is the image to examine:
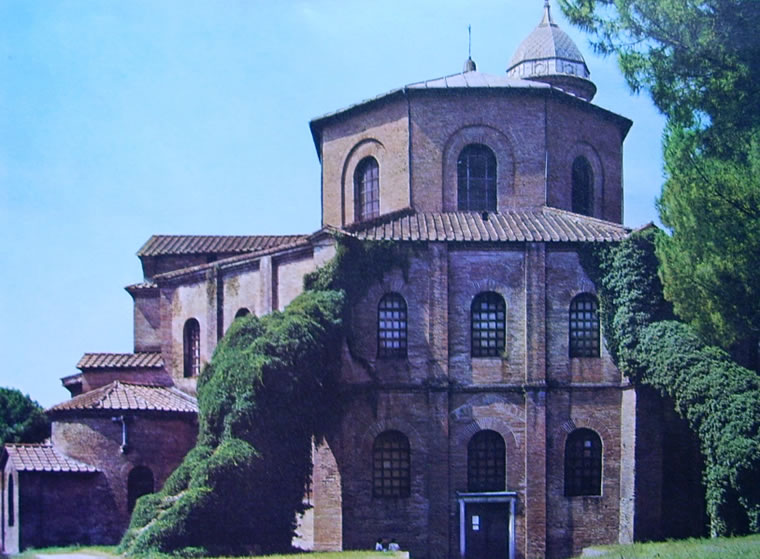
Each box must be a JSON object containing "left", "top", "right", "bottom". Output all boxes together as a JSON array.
[
  {"left": 463, "top": 25, "right": 477, "bottom": 72},
  {"left": 542, "top": 0, "right": 554, "bottom": 25}
]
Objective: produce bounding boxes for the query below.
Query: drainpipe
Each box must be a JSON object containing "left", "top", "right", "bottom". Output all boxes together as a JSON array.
[{"left": 112, "top": 415, "right": 129, "bottom": 454}]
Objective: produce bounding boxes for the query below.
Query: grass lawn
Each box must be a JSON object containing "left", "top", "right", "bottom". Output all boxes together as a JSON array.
[
  {"left": 12, "top": 548, "right": 407, "bottom": 559},
  {"left": 576, "top": 534, "right": 760, "bottom": 558},
  {"left": 11, "top": 546, "right": 117, "bottom": 558}
]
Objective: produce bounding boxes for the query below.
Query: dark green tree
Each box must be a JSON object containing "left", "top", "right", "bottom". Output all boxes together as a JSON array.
[
  {"left": 0, "top": 387, "right": 50, "bottom": 445},
  {"left": 657, "top": 127, "right": 760, "bottom": 352}
]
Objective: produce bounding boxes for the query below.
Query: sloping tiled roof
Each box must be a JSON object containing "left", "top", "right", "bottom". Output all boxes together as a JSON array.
[
  {"left": 4, "top": 444, "right": 98, "bottom": 473},
  {"left": 137, "top": 235, "right": 308, "bottom": 257},
  {"left": 349, "top": 209, "right": 628, "bottom": 243},
  {"left": 49, "top": 381, "right": 198, "bottom": 414},
  {"left": 77, "top": 352, "right": 164, "bottom": 370}
]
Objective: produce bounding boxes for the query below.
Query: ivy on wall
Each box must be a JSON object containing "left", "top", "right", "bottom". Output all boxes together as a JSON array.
[
  {"left": 582, "top": 228, "right": 760, "bottom": 536},
  {"left": 119, "top": 235, "right": 410, "bottom": 556}
]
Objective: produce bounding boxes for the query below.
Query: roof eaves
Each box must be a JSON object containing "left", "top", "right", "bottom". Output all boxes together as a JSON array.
[
  {"left": 152, "top": 238, "right": 314, "bottom": 284},
  {"left": 309, "top": 88, "right": 407, "bottom": 159}
]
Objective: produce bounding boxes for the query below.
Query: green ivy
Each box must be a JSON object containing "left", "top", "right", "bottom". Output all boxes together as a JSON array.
[
  {"left": 582, "top": 229, "right": 760, "bottom": 536},
  {"left": 120, "top": 236, "right": 409, "bottom": 556}
]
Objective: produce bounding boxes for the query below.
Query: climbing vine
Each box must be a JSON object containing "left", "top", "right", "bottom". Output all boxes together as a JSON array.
[
  {"left": 582, "top": 228, "right": 760, "bottom": 535},
  {"left": 119, "top": 235, "right": 411, "bottom": 556}
]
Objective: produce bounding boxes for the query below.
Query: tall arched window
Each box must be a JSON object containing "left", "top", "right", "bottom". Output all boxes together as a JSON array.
[
  {"left": 457, "top": 144, "right": 497, "bottom": 212},
  {"left": 373, "top": 430, "right": 410, "bottom": 498},
  {"left": 569, "top": 294, "right": 600, "bottom": 357},
  {"left": 183, "top": 318, "right": 200, "bottom": 378},
  {"left": 128, "top": 466, "right": 154, "bottom": 512},
  {"left": 471, "top": 292, "right": 506, "bottom": 357},
  {"left": 572, "top": 156, "right": 594, "bottom": 216},
  {"left": 8, "top": 475, "right": 14, "bottom": 527},
  {"left": 355, "top": 157, "right": 379, "bottom": 221},
  {"left": 378, "top": 293, "right": 407, "bottom": 358},
  {"left": 565, "top": 428, "right": 602, "bottom": 496},
  {"left": 468, "top": 430, "right": 506, "bottom": 492}
]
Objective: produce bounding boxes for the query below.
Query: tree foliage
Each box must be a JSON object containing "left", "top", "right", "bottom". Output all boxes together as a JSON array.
[
  {"left": 657, "top": 127, "right": 760, "bottom": 349},
  {"left": 584, "top": 230, "right": 760, "bottom": 535},
  {"left": 120, "top": 237, "right": 408, "bottom": 556},
  {"left": 120, "top": 290, "right": 345, "bottom": 556},
  {"left": 558, "top": 0, "right": 760, "bottom": 141},
  {"left": 0, "top": 387, "right": 50, "bottom": 445}
]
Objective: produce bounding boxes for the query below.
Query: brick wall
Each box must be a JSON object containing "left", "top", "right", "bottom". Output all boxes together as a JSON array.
[{"left": 51, "top": 413, "right": 197, "bottom": 535}]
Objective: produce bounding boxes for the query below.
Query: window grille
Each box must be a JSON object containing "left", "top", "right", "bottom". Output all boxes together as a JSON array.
[
  {"left": 565, "top": 428, "right": 602, "bottom": 496},
  {"left": 378, "top": 293, "right": 408, "bottom": 358},
  {"left": 457, "top": 144, "right": 497, "bottom": 212},
  {"left": 355, "top": 157, "right": 380, "bottom": 221},
  {"left": 373, "top": 431, "right": 411, "bottom": 498},
  {"left": 569, "top": 294, "right": 600, "bottom": 357},
  {"left": 471, "top": 292, "right": 506, "bottom": 357},
  {"left": 468, "top": 430, "right": 506, "bottom": 492}
]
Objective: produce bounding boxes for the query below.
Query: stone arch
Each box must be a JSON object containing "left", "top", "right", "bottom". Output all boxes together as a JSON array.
[
  {"left": 453, "top": 416, "right": 522, "bottom": 492},
  {"left": 442, "top": 125, "right": 515, "bottom": 212},
  {"left": 362, "top": 418, "right": 424, "bottom": 455},
  {"left": 341, "top": 138, "right": 386, "bottom": 225},
  {"left": 556, "top": 415, "right": 613, "bottom": 449},
  {"left": 565, "top": 141, "right": 605, "bottom": 218}
]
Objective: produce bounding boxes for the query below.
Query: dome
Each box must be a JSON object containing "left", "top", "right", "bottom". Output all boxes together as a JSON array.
[{"left": 506, "top": 1, "right": 596, "bottom": 101}]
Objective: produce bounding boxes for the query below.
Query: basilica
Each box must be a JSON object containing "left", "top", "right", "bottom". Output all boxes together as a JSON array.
[{"left": 1, "top": 3, "right": 705, "bottom": 558}]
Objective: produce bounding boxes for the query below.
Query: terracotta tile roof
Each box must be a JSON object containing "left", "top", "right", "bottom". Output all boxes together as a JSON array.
[
  {"left": 49, "top": 381, "right": 198, "bottom": 414},
  {"left": 349, "top": 209, "right": 629, "bottom": 243},
  {"left": 151, "top": 236, "right": 313, "bottom": 282},
  {"left": 4, "top": 443, "right": 98, "bottom": 473},
  {"left": 137, "top": 235, "right": 309, "bottom": 257},
  {"left": 77, "top": 352, "right": 164, "bottom": 370}
]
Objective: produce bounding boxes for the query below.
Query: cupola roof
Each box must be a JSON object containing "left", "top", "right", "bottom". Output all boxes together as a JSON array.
[{"left": 506, "top": 1, "right": 596, "bottom": 100}]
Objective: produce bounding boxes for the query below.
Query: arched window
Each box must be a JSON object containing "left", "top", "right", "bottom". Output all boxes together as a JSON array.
[
  {"left": 183, "top": 318, "right": 200, "bottom": 378},
  {"left": 565, "top": 429, "right": 602, "bottom": 496},
  {"left": 373, "top": 430, "right": 410, "bottom": 498},
  {"left": 234, "top": 308, "right": 251, "bottom": 319},
  {"left": 457, "top": 144, "right": 497, "bottom": 212},
  {"left": 378, "top": 293, "right": 407, "bottom": 358},
  {"left": 355, "top": 157, "right": 379, "bottom": 221},
  {"left": 569, "top": 294, "right": 600, "bottom": 358},
  {"left": 572, "top": 156, "right": 594, "bottom": 216},
  {"left": 471, "top": 292, "right": 506, "bottom": 357},
  {"left": 8, "top": 475, "right": 14, "bottom": 527},
  {"left": 468, "top": 430, "right": 506, "bottom": 492},
  {"left": 127, "top": 466, "right": 154, "bottom": 512}
]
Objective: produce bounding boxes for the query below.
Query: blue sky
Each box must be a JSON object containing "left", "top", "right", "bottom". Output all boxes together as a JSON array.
[{"left": 0, "top": 0, "right": 666, "bottom": 408}]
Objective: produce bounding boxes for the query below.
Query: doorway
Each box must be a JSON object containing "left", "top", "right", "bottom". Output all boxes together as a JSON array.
[{"left": 458, "top": 492, "right": 516, "bottom": 559}]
